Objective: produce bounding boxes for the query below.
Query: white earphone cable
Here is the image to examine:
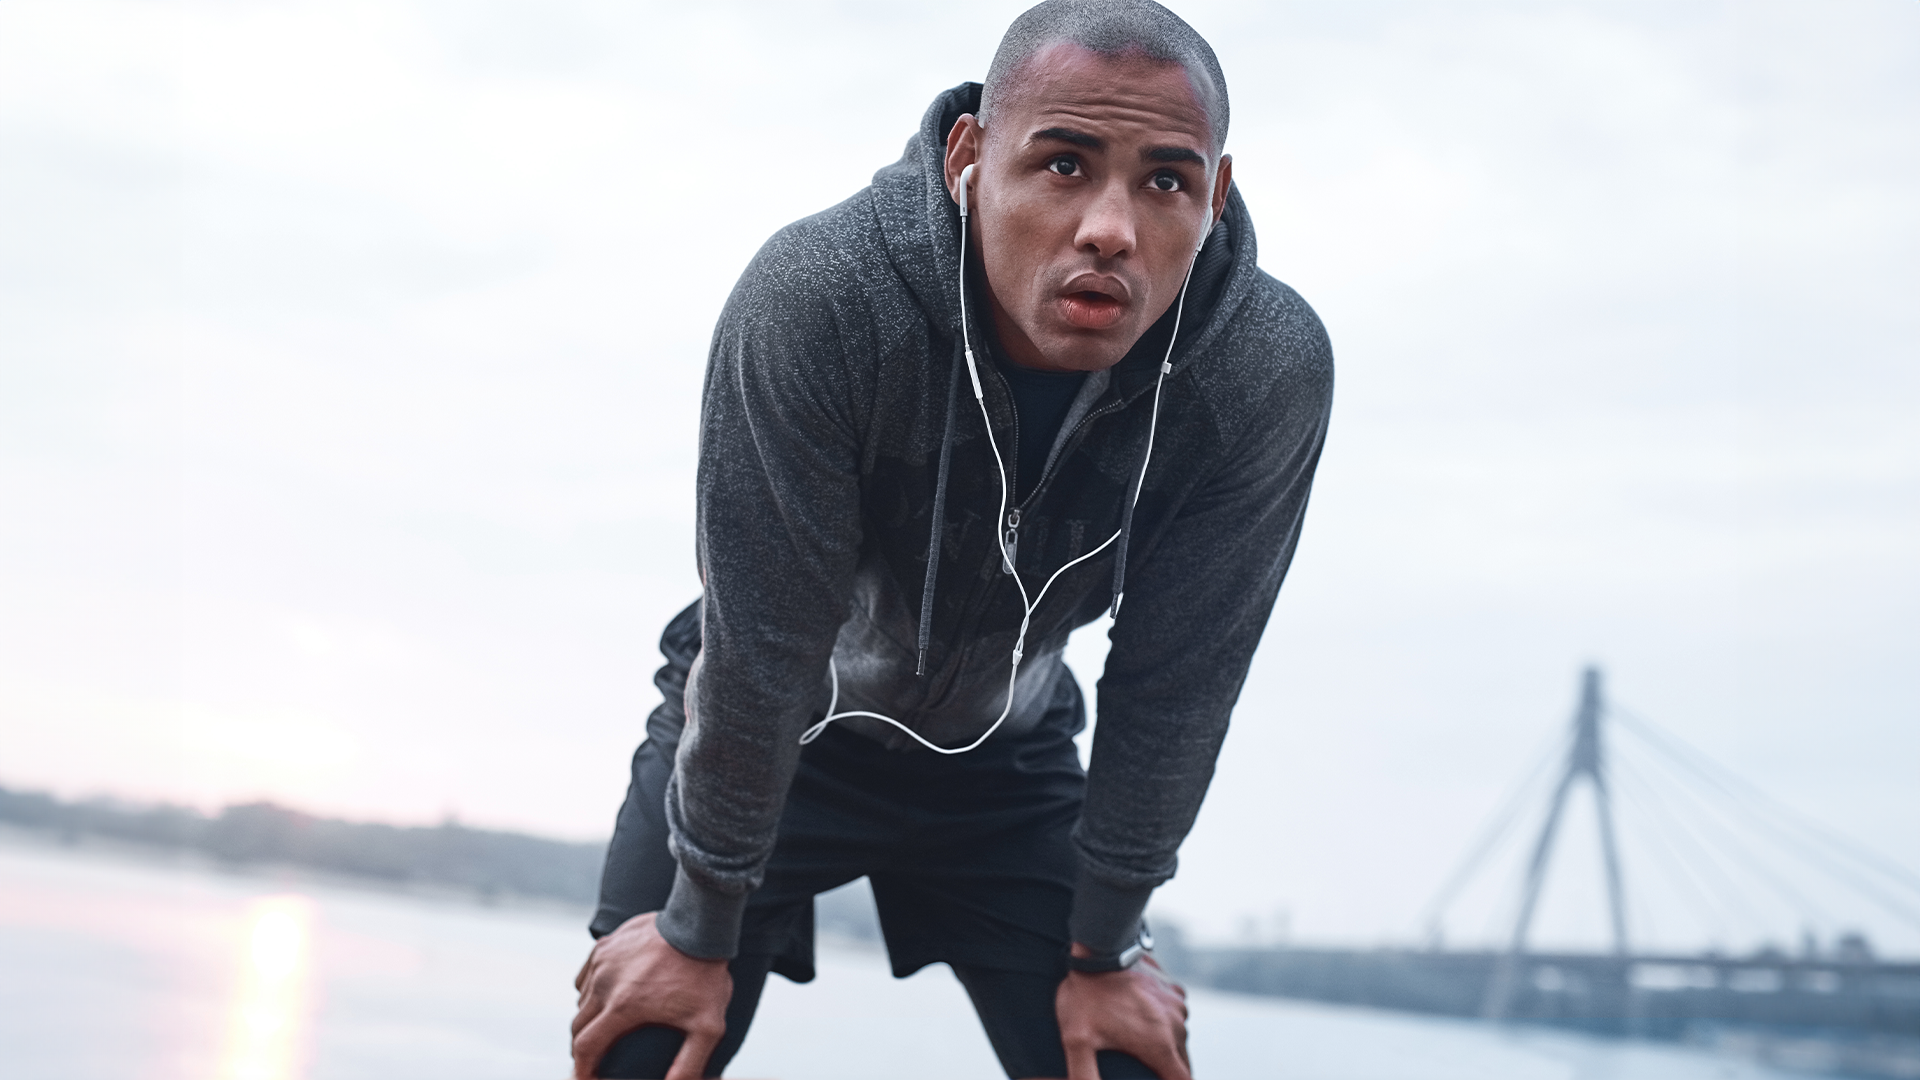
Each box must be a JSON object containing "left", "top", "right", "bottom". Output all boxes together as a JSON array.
[{"left": 799, "top": 166, "right": 1207, "bottom": 753}]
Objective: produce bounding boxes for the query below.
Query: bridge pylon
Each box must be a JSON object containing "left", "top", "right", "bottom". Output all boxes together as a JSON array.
[{"left": 1482, "top": 666, "right": 1631, "bottom": 1020}]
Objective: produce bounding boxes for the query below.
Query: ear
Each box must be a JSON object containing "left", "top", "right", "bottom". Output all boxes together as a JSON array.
[
  {"left": 945, "top": 114, "right": 983, "bottom": 209},
  {"left": 1210, "top": 153, "right": 1234, "bottom": 227}
]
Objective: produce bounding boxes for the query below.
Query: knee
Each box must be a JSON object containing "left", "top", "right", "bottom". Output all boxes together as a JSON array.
[
  {"left": 592, "top": 1026, "right": 687, "bottom": 1080},
  {"left": 1095, "top": 1048, "right": 1163, "bottom": 1078}
]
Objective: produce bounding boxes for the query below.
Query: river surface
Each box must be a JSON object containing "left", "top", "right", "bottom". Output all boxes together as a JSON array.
[{"left": 0, "top": 831, "right": 1793, "bottom": 1080}]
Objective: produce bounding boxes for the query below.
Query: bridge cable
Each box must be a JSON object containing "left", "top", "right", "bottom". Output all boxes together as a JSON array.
[
  {"left": 1613, "top": 706, "right": 1920, "bottom": 899},
  {"left": 1612, "top": 706, "right": 1920, "bottom": 933},
  {"left": 1417, "top": 723, "right": 1572, "bottom": 943},
  {"left": 1607, "top": 754, "right": 1749, "bottom": 945},
  {"left": 1609, "top": 750, "right": 1779, "bottom": 943},
  {"left": 1613, "top": 741, "right": 1814, "bottom": 932},
  {"left": 1613, "top": 728, "right": 1844, "bottom": 932}
]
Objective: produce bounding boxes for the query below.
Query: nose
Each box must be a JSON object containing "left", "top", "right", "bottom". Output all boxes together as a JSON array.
[{"left": 1074, "top": 177, "right": 1136, "bottom": 260}]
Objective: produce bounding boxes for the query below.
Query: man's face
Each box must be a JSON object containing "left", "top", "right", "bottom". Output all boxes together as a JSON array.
[{"left": 945, "top": 43, "right": 1231, "bottom": 373}]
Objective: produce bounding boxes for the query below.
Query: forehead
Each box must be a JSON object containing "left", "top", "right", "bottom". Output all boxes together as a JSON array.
[{"left": 989, "top": 42, "right": 1214, "bottom": 154}]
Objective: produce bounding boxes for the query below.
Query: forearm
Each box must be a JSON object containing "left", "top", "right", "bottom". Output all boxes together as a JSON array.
[
  {"left": 1069, "top": 369, "right": 1330, "bottom": 949},
  {"left": 1068, "top": 705, "right": 1231, "bottom": 955},
  {"left": 655, "top": 645, "right": 823, "bottom": 958},
  {"left": 1069, "top": 865, "right": 1160, "bottom": 956},
  {"left": 659, "top": 240, "right": 868, "bottom": 957}
]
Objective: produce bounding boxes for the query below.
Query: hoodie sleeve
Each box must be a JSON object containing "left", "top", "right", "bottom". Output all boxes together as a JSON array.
[
  {"left": 655, "top": 224, "right": 870, "bottom": 960},
  {"left": 1069, "top": 308, "right": 1334, "bottom": 956}
]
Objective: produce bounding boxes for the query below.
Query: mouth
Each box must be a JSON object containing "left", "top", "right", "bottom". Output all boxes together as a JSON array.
[{"left": 1055, "top": 283, "right": 1130, "bottom": 331}]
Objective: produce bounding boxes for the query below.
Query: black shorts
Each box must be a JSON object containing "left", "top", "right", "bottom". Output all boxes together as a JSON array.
[
  {"left": 593, "top": 599, "right": 1090, "bottom": 980},
  {"left": 589, "top": 602, "right": 1156, "bottom": 1078}
]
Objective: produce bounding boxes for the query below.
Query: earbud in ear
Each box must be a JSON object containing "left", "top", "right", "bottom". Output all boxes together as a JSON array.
[{"left": 958, "top": 163, "right": 976, "bottom": 219}]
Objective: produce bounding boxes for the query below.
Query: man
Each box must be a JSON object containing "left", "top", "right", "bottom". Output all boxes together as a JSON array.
[{"left": 572, "top": 2, "right": 1332, "bottom": 1077}]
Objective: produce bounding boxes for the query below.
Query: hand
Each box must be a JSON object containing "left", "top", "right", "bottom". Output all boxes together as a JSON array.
[
  {"left": 1054, "top": 950, "right": 1191, "bottom": 1080},
  {"left": 571, "top": 912, "right": 732, "bottom": 1080}
]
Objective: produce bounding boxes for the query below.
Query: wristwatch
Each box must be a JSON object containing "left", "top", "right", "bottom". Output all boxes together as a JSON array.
[{"left": 1066, "top": 922, "right": 1154, "bottom": 974}]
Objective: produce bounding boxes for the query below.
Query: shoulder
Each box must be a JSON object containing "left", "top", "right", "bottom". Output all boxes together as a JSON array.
[
  {"left": 1229, "top": 271, "right": 1334, "bottom": 400},
  {"left": 707, "top": 192, "right": 902, "bottom": 424},
  {"left": 1191, "top": 270, "right": 1334, "bottom": 446},
  {"left": 725, "top": 191, "right": 891, "bottom": 322}
]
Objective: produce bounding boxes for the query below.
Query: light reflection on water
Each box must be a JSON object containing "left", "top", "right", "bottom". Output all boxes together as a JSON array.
[
  {"left": 219, "top": 895, "right": 314, "bottom": 1080},
  {"left": 0, "top": 832, "right": 1798, "bottom": 1080}
]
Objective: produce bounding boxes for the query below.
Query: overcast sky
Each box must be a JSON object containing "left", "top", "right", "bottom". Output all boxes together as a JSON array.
[{"left": 2, "top": 0, "right": 1915, "bottom": 953}]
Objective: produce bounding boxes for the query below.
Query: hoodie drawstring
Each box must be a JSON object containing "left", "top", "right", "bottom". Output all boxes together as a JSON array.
[
  {"left": 916, "top": 341, "right": 964, "bottom": 676},
  {"left": 1109, "top": 435, "right": 1148, "bottom": 618}
]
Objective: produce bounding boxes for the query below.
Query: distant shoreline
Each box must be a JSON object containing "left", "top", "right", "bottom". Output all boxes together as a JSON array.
[
  {"left": 0, "top": 781, "right": 607, "bottom": 908},
  {"left": 0, "top": 781, "right": 890, "bottom": 943}
]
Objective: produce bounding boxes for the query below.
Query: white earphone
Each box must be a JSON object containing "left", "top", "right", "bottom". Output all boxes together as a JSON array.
[{"left": 798, "top": 161, "right": 1211, "bottom": 754}]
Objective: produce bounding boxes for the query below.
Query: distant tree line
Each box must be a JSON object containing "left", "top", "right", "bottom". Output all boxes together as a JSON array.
[{"left": 0, "top": 782, "right": 606, "bottom": 905}]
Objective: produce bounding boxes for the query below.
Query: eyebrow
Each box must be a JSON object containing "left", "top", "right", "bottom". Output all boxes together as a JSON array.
[
  {"left": 1029, "top": 127, "right": 1207, "bottom": 167},
  {"left": 1031, "top": 126, "right": 1103, "bottom": 150},
  {"left": 1146, "top": 146, "right": 1207, "bottom": 166}
]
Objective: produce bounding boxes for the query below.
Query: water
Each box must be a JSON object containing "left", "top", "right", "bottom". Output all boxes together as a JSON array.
[{"left": 0, "top": 832, "right": 1792, "bottom": 1080}]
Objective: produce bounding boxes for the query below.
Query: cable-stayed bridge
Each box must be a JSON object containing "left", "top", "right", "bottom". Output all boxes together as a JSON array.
[{"left": 1167, "top": 669, "right": 1920, "bottom": 1077}]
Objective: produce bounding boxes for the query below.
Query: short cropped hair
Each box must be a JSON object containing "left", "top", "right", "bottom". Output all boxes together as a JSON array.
[{"left": 979, "top": 0, "right": 1230, "bottom": 155}]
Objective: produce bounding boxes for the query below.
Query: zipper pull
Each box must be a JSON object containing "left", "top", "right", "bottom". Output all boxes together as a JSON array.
[{"left": 1002, "top": 509, "right": 1021, "bottom": 574}]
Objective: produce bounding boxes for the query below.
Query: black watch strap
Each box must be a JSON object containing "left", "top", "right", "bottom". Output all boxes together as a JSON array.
[{"left": 1066, "top": 923, "right": 1153, "bottom": 973}]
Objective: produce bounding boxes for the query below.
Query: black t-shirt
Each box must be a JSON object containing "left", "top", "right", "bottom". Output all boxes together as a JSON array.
[{"left": 992, "top": 355, "right": 1088, "bottom": 502}]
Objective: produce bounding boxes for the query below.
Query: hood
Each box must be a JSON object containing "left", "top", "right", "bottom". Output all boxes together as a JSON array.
[{"left": 867, "top": 81, "right": 1261, "bottom": 391}]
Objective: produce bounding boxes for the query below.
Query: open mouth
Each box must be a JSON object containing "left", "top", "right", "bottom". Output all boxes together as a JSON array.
[{"left": 1057, "top": 290, "right": 1128, "bottom": 331}]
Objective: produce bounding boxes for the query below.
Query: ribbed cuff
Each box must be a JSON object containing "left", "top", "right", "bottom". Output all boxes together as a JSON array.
[
  {"left": 1068, "top": 866, "right": 1155, "bottom": 956},
  {"left": 655, "top": 864, "right": 747, "bottom": 960}
]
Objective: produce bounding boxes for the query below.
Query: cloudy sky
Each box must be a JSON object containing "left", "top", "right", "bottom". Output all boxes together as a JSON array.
[{"left": 2, "top": 0, "right": 1915, "bottom": 953}]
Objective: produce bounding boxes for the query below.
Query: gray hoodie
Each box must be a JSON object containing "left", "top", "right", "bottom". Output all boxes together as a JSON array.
[{"left": 656, "top": 83, "right": 1333, "bottom": 960}]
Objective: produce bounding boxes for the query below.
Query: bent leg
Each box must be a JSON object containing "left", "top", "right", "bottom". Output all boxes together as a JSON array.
[
  {"left": 595, "top": 953, "right": 775, "bottom": 1079},
  {"left": 950, "top": 963, "right": 1159, "bottom": 1079}
]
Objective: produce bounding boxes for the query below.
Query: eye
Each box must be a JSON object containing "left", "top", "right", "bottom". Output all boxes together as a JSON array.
[
  {"left": 1148, "top": 170, "right": 1183, "bottom": 193},
  {"left": 1047, "top": 155, "right": 1081, "bottom": 177}
]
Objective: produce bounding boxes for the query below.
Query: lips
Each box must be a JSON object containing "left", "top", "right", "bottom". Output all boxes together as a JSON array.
[
  {"left": 1054, "top": 273, "right": 1133, "bottom": 331},
  {"left": 1058, "top": 291, "right": 1128, "bottom": 330}
]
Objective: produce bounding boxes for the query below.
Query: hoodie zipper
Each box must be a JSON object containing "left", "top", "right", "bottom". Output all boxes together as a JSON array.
[
  {"left": 920, "top": 367, "right": 1136, "bottom": 713},
  {"left": 1017, "top": 396, "right": 1128, "bottom": 512},
  {"left": 985, "top": 363, "right": 1141, "bottom": 574},
  {"left": 1002, "top": 507, "right": 1021, "bottom": 574},
  {"left": 984, "top": 363, "right": 1024, "bottom": 575}
]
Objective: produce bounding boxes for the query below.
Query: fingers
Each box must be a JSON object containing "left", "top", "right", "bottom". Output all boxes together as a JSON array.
[
  {"left": 1055, "top": 964, "right": 1192, "bottom": 1080},
  {"left": 575, "top": 949, "right": 596, "bottom": 993},
  {"left": 570, "top": 984, "right": 602, "bottom": 1038},
  {"left": 570, "top": 1012, "right": 624, "bottom": 1080},
  {"left": 1138, "top": 1040, "right": 1194, "bottom": 1080},
  {"left": 1063, "top": 1041, "right": 1103, "bottom": 1080},
  {"left": 1143, "top": 971, "right": 1189, "bottom": 1018},
  {"left": 664, "top": 1023, "right": 724, "bottom": 1080},
  {"left": 1165, "top": 989, "right": 1192, "bottom": 1053},
  {"left": 1096, "top": 1016, "right": 1191, "bottom": 1080},
  {"left": 1153, "top": 981, "right": 1190, "bottom": 1021}
]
